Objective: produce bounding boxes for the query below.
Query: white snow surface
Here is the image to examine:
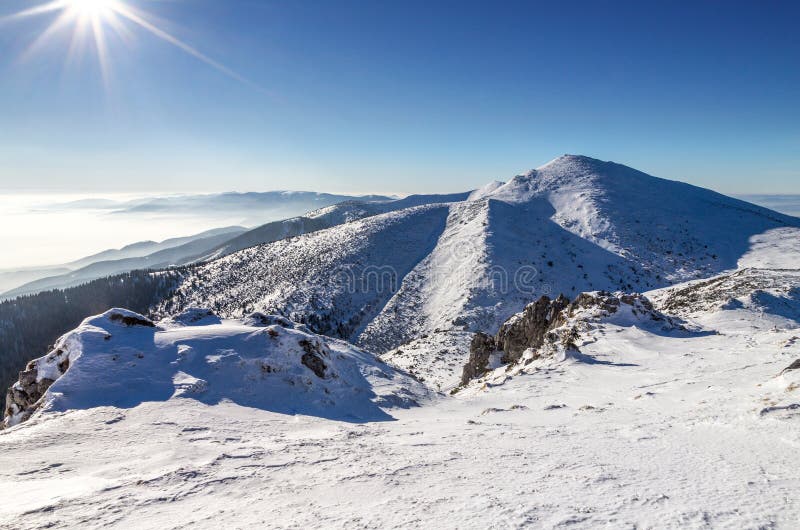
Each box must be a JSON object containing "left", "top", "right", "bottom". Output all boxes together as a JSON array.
[
  {"left": 2, "top": 156, "right": 800, "bottom": 528},
  {"left": 2, "top": 284, "right": 799, "bottom": 528},
  {"left": 3, "top": 308, "right": 429, "bottom": 429}
]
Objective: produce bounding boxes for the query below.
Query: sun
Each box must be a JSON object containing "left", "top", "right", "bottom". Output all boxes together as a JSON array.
[
  {"left": 3, "top": 0, "right": 251, "bottom": 87},
  {"left": 67, "top": 0, "right": 118, "bottom": 18}
]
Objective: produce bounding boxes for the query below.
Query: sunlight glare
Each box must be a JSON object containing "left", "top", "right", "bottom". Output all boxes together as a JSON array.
[
  {"left": 67, "top": 0, "right": 118, "bottom": 18},
  {"left": 4, "top": 0, "right": 256, "bottom": 89}
]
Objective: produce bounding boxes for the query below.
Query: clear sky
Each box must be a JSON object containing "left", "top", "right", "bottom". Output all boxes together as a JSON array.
[{"left": 0, "top": 0, "right": 798, "bottom": 195}]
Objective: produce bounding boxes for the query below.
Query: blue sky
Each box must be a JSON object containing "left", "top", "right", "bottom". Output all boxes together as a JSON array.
[{"left": 0, "top": 0, "right": 798, "bottom": 195}]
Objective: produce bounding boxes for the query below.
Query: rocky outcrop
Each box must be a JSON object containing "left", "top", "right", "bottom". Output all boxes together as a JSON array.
[
  {"left": 3, "top": 309, "right": 157, "bottom": 429},
  {"left": 4, "top": 362, "right": 59, "bottom": 428},
  {"left": 109, "top": 312, "right": 155, "bottom": 327},
  {"left": 781, "top": 359, "right": 800, "bottom": 375},
  {"left": 459, "top": 333, "right": 496, "bottom": 386},
  {"left": 496, "top": 294, "right": 570, "bottom": 363},
  {"left": 298, "top": 338, "right": 330, "bottom": 379},
  {"left": 458, "top": 291, "right": 678, "bottom": 387}
]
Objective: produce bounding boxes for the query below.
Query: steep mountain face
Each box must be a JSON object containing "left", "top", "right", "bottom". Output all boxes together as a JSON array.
[
  {"left": 150, "top": 155, "right": 799, "bottom": 386},
  {"left": 156, "top": 204, "right": 453, "bottom": 337}
]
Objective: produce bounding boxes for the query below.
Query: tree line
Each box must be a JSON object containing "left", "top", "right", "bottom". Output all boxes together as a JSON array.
[{"left": 0, "top": 270, "right": 184, "bottom": 396}]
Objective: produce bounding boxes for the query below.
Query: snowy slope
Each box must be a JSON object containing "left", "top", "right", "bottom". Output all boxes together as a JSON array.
[
  {"left": 154, "top": 155, "right": 799, "bottom": 387},
  {"left": 2, "top": 279, "right": 799, "bottom": 528},
  {"left": 3, "top": 307, "right": 429, "bottom": 429},
  {"left": 156, "top": 204, "right": 452, "bottom": 337},
  {"left": 192, "top": 191, "right": 471, "bottom": 264},
  {"left": 2, "top": 161, "right": 800, "bottom": 528}
]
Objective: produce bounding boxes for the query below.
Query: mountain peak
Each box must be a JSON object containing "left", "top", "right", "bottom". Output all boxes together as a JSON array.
[
  {"left": 536, "top": 154, "right": 610, "bottom": 171},
  {"left": 483, "top": 154, "right": 614, "bottom": 203}
]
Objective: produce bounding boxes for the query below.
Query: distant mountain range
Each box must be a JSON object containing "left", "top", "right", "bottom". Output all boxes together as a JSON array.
[
  {"left": 50, "top": 191, "right": 396, "bottom": 226},
  {"left": 1, "top": 190, "right": 397, "bottom": 297},
  {"left": 0, "top": 192, "right": 466, "bottom": 299},
  {"left": 0, "top": 227, "right": 246, "bottom": 299}
]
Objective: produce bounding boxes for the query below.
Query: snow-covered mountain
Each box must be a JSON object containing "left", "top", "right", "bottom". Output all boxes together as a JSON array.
[
  {"left": 154, "top": 155, "right": 800, "bottom": 386},
  {"left": 2, "top": 155, "right": 800, "bottom": 528},
  {"left": 191, "top": 191, "right": 472, "bottom": 263},
  {"left": 2, "top": 226, "right": 799, "bottom": 528},
  {"left": 1, "top": 192, "right": 471, "bottom": 300}
]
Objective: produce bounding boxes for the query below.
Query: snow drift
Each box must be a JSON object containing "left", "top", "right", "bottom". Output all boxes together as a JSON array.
[{"left": 3, "top": 308, "right": 429, "bottom": 428}]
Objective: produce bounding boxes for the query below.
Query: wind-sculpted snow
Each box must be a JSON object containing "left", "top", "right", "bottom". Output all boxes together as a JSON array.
[{"left": 3, "top": 307, "right": 430, "bottom": 428}]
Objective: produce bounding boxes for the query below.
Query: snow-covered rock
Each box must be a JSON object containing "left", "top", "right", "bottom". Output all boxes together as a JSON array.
[
  {"left": 652, "top": 268, "right": 800, "bottom": 323},
  {"left": 457, "top": 291, "right": 684, "bottom": 388},
  {"left": 3, "top": 308, "right": 430, "bottom": 428}
]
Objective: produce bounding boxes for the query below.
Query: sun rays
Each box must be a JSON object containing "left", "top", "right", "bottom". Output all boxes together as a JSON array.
[{"left": 3, "top": 0, "right": 252, "bottom": 87}]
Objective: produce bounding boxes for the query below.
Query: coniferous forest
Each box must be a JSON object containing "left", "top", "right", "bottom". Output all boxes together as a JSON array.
[{"left": 0, "top": 270, "right": 183, "bottom": 394}]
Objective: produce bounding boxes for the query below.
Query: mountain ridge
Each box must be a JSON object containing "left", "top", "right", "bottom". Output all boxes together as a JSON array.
[{"left": 151, "top": 155, "right": 800, "bottom": 387}]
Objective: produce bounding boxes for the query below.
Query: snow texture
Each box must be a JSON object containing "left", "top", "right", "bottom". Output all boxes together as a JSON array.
[
  {"left": 3, "top": 308, "right": 429, "bottom": 428},
  {"left": 2, "top": 155, "right": 799, "bottom": 528}
]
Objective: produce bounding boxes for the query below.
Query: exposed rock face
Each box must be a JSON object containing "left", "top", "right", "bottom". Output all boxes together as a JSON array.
[
  {"left": 4, "top": 309, "right": 157, "bottom": 429},
  {"left": 496, "top": 294, "right": 570, "bottom": 363},
  {"left": 459, "top": 333, "right": 496, "bottom": 386},
  {"left": 298, "top": 338, "right": 330, "bottom": 379},
  {"left": 4, "top": 350, "right": 69, "bottom": 428},
  {"left": 782, "top": 359, "right": 800, "bottom": 374},
  {"left": 109, "top": 313, "right": 155, "bottom": 327},
  {"left": 458, "top": 291, "right": 677, "bottom": 387},
  {"left": 4, "top": 364, "right": 57, "bottom": 428}
]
